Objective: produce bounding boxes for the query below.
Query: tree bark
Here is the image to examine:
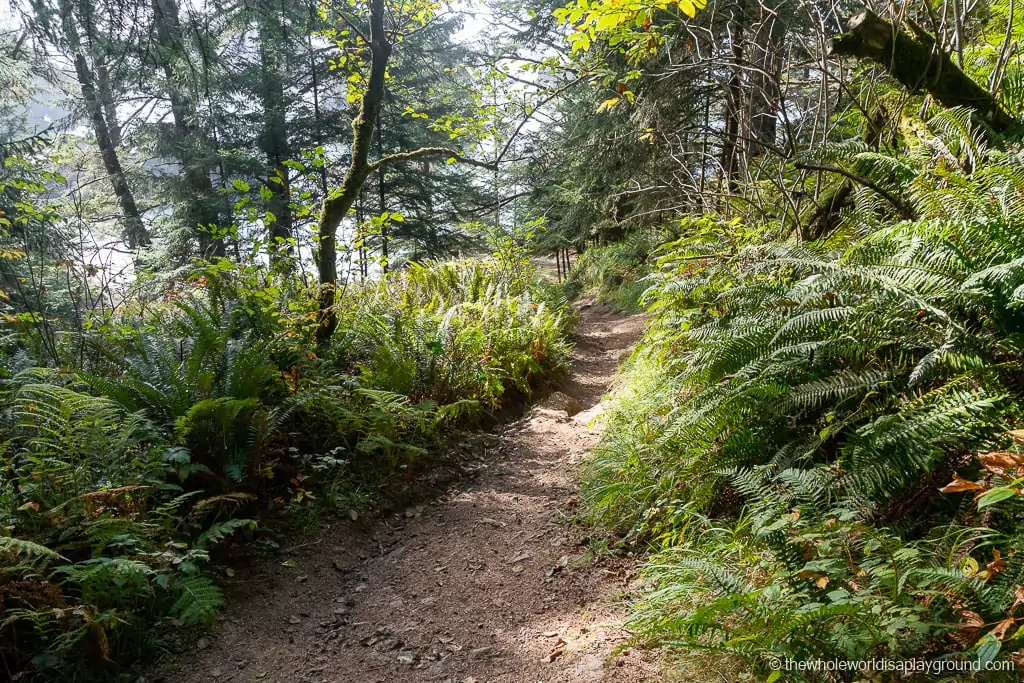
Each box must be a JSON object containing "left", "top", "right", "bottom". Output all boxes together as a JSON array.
[
  {"left": 721, "top": 4, "right": 744, "bottom": 192},
  {"left": 95, "top": 60, "right": 120, "bottom": 148},
  {"left": 376, "top": 111, "right": 388, "bottom": 272},
  {"left": 73, "top": 54, "right": 150, "bottom": 249},
  {"left": 802, "top": 104, "right": 889, "bottom": 240},
  {"left": 746, "top": 0, "right": 785, "bottom": 158},
  {"left": 829, "top": 10, "right": 1015, "bottom": 131}
]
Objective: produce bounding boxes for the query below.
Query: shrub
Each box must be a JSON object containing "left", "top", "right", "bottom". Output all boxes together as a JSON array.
[
  {"left": 336, "top": 258, "right": 574, "bottom": 407},
  {"left": 564, "top": 230, "right": 659, "bottom": 311},
  {"left": 585, "top": 113, "right": 1024, "bottom": 677}
]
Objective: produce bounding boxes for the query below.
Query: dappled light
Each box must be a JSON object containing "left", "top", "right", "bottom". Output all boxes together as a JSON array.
[{"left": 3, "top": 0, "right": 1024, "bottom": 679}]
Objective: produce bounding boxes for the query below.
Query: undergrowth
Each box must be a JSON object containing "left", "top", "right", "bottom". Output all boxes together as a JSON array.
[
  {"left": 585, "top": 110, "right": 1024, "bottom": 680},
  {"left": 0, "top": 255, "right": 572, "bottom": 681},
  {"left": 563, "top": 230, "right": 660, "bottom": 312}
]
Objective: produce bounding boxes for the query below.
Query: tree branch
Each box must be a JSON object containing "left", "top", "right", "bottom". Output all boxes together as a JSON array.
[
  {"left": 370, "top": 146, "right": 496, "bottom": 172},
  {"left": 794, "top": 162, "right": 916, "bottom": 220}
]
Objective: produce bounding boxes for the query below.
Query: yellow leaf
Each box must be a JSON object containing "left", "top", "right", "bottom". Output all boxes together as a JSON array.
[
  {"left": 595, "top": 12, "right": 621, "bottom": 30},
  {"left": 597, "top": 97, "right": 620, "bottom": 112}
]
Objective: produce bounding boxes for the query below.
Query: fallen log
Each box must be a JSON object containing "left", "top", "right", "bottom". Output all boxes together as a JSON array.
[{"left": 829, "top": 10, "right": 1015, "bottom": 132}]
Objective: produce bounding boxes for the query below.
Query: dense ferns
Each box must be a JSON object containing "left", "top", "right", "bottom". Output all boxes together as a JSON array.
[
  {"left": 0, "top": 257, "right": 572, "bottom": 680},
  {"left": 584, "top": 112, "right": 1024, "bottom": 677}
]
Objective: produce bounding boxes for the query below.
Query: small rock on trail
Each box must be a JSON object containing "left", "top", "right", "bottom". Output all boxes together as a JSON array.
[{"left": 162, "top": 303, "right": 657, "bottom": 683}]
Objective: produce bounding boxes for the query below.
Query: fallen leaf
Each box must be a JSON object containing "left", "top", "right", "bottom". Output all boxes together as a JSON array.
[
  {"left": 940, "top": 474, "right": 984, "bottom": 494},
  {"left": 979, "top": 451, "right": 1024, "bottom": 472},
  {"left": 1012, "top": 586, "right": 1024, "bottom": 611},
  {"left": 815, "top": 576, "right": 830, "bottom": 589},
  {"left": 547, "top": 637, "right": 567, "bottom": 662},
  {"left": 959, "top": 609, "right": 985, "bottom": 633},
  {"left": 509, "top": 552, "right": 532, "bottom": 564},
  {"left": 992, "top": 618, "right": 1016, "bottom": 640},
  {"left": 986, "top": 549, "right": 1006, "bottom": 578}
]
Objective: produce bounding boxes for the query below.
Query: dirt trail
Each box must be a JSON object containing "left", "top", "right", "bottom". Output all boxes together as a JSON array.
[{"left": 164, "top": 302, "right": 651, "bottom": 683}]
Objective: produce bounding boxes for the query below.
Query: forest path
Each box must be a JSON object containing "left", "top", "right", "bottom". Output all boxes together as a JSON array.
[{"left": 164, "top": 301, "right": 653, "bottom": 683}]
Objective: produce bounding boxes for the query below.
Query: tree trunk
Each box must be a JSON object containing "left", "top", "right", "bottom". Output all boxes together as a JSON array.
[
  {"left": 95, "top": 60, "right": 120, "bottom": 148},
  {"left": 73, "top": 54, "right": 150, "bottom": 249},
  {"left": 58, "top": 0, "right": 150, "bottom": 250},
  {"left": 746, "top": 0, "right": 785, "bottom": 158},
  {"left": 314, "top": 0, "right": 391, "bottom": 345},
  {"left": 803, "top": 104, "right": 889, "bottom": 240},
  {"left": 721, "top": 4, "right": 744, "bottom": 193},
  {"left": 829, "top": 10, "right": 1015, "bottom": 131},
  {"left": 376, "top": 112, "right": 388, "bottom": 272},
  {"left": 258, "top": 4, "right": 294, "bottom": 267},
  {"left": 151, "top": 0, "right": 225, "bottom": 259}
]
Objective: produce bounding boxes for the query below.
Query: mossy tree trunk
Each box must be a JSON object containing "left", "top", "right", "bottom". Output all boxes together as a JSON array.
[
  {"left": 829, "top": 10, "right": 1015, "bottom": 132},
  {"left": 312, "top": 0, "right": 495, "bottom": 346},
  {"left": 313, "top": 0, "right": 391, "bottom": 346}
]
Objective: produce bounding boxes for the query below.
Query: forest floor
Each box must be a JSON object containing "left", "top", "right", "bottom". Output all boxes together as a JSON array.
[{"left": 162, "top": 300, "right": 656, "bottom": 683}]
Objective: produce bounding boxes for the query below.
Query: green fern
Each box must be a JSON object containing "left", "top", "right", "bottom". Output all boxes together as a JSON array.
[{"left": 170, "top": 575, "right": 225, "bottom": 627}]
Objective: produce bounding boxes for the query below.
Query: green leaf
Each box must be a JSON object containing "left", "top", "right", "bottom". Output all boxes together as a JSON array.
[
  {"left": 978, "top": 487, "right": 1018, "bottom": 509},
  {"left": 974, "top": 633, "right": 1001, "bottom": 666},
  {"left": 232, "top": 179, "right": 250, "bottom": 192}
]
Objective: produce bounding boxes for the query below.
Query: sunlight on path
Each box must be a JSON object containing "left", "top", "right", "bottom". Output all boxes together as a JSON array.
[{"left": 163, "top": 301, "right": 652, "bottom": 683}]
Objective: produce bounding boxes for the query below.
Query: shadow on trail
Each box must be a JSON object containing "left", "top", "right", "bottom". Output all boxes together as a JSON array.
[{"left": 161, "top": 301, "right": 655, "bottom": 683}]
